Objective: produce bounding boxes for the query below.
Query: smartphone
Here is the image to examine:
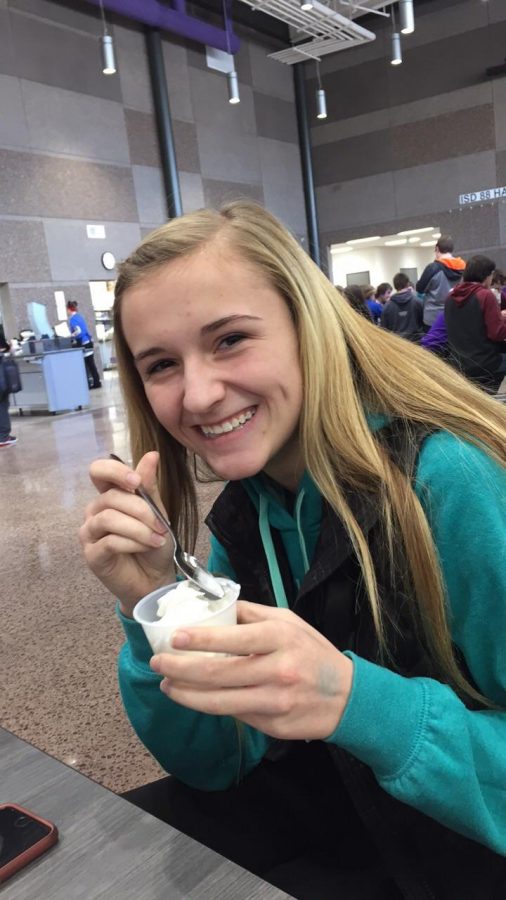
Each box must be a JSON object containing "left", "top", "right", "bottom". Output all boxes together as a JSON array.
[{"left": 0, "top": 803, "right": 58, "bottom": 884}]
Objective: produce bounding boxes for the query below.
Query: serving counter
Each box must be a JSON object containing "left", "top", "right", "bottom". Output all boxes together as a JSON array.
[{"left": 11, "top": 349, "right": 89, "bottom": 414}]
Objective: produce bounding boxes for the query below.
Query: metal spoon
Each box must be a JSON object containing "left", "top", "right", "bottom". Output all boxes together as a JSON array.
[{"left": 109, "top": 453, "right": 224, "bottom": 601}]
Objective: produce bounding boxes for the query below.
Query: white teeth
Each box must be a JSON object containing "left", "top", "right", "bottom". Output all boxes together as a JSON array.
[{"left": 201, "top": 408, "right": 255, "bottom": 437}]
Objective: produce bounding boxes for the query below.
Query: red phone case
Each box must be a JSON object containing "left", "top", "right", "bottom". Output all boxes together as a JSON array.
[{"left": 0, "top": 803, "right": 59, "bottom": 884}]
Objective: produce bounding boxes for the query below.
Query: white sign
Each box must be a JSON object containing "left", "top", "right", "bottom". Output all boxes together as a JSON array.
[
  {"left": 86, "top": 224, "right": 106, "bottom": 239},
  {"left": 459, "top": 186, "right": 506, "bottom": 205}
]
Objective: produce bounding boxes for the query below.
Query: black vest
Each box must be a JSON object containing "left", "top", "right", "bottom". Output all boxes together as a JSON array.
[{"left": 205, "top": 426, "right": 506, "bottom": 899}]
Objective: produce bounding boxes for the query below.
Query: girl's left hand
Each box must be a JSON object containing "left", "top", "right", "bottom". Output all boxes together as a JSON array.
[{"left": 150, "top": 600, "right": 354, "bottom": 741}]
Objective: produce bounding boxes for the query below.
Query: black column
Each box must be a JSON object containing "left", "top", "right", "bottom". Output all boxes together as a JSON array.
[
  {"left": 145, "top": 28, "right": 182, "bottom": 219},
  {"left": 293, "top": 62, "right": 321, "bottom": 268}
]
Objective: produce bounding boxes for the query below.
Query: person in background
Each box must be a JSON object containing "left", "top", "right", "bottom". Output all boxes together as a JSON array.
[
  {"left": 380, "top": 272, "right": 423, "bottom": 342},
  {"left": 342, "top": 284, "right": 372, "bottom": 319},
  {"left": 374, "top": 282, "right": 392, "bottom": 306},
  {"left": 420, "top": 310, "right": 449, "bottom": 358},
  {"left": 66, "top": 300, "right": 102, "bottom": 390},
  {"left": 0, "top": 325, "right": 16, "bottom": 448},
  {"left": 445, "top": 254, "right": 506, "bottom": 391},
  {"left": 363, "top": 285, "right": 383, "bottom": 324},
  {"left": 80, "top": 202, "right": 506, "bottom": 900},
  {"left": 416, "top": 236, "right": 465, "bottom": 330},
  {"left": 491, "top": 269, "right": 506, "bottom": 306}
]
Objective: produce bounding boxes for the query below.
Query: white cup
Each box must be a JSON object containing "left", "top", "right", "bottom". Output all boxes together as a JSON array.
[{"left": 133, "top": 578, "right": 240, "bottom": 655}]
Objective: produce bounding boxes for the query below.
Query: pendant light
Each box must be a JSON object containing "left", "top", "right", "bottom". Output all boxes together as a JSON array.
[
  {"left": 390, "top": 4, "right": 402, "bottom": 66},
  {"left": 98, "top": 0, "right": 116, "bottom": 75},
  {"left": 223, "top": 0, "right": 240, "bottom": 104},
  {"left": 399, "top": 0, "right": 415, "bottom": 35},
  {"left": 316, "top": 61, "right": 327, "bottom": 120},
  {"left": 300, "top": 0, "right": 314, "bottom": 10}
]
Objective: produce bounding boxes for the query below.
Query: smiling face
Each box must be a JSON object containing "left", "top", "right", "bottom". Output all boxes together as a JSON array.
[{"left": 120, "top": 243, "right": 304, "bottom": 490}]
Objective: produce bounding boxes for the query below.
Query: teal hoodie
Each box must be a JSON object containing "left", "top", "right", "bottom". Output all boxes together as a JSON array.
[{"left": 118, "top": 431, "right": 506, "bottom": 855}]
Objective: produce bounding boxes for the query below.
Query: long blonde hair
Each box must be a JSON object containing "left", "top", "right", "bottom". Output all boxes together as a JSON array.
[{"left": 114, "top": 201, "right": 506, "bottom": 704}]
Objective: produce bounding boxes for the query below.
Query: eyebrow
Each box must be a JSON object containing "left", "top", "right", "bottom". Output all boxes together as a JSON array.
[{"left": 133, "top": 315, "right": 262, "bottom": 364}]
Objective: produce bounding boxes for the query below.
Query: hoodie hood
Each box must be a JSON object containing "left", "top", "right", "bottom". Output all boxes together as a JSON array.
[
  {"left": 438, "top": 257, "right": 466, "bottom": 282},
  {"left": 450, "top": 281, "right": 489, "bottom": 306},
  {"left": 391, "top": 288, "right": 416, "bottom": 306}
]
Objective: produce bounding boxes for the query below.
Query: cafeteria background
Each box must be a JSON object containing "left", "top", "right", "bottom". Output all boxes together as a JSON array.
[{"left": 1, "top": 0, "right": 506, "bottom": 795}]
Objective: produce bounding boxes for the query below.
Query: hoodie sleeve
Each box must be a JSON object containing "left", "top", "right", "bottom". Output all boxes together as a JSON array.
[
  {"left": 325, "top": 433, "right": 506, "bottom": 854},
  {"left": 117, "top": 604, "right": 271, "bottom": 790},
  {"left": 416, "top": 261, "right": 438, "bottom": 294},
  {"left": 480, "top": 290, "right": 506, "bottom": 342}
]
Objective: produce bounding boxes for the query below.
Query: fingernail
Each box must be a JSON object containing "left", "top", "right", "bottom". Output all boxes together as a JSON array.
[
  {"left": 160, "top": 678, "right": 171, "bottom": 694},
  {"left": 171, "top": 630, "right": 190, "bottom": 649},
  {"left": 151, "top": 534, "right": 166, "bottom": 547},
  {"left": 126, "top": 472, "right": 141, "bottom": 488},
  {"left": 150, "top": 655, "right": 161, "bottom": 672}
]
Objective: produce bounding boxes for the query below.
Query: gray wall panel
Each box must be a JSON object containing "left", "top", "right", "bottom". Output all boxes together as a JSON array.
[
  {"left": 0, "top": 220, "right": 50, "bottom": 282},
  {"left": 249, "top": 41, "right": 294, "bottom": 101},
  {"left": 0, "top": 149, "right": 137, "bottom": 220},
  {"left": 387, "top": 27, "right": 506, "bottom": 109},
  {"left": 316, "top": 172, "right": 397, "bottom": 232},
  {"left": 116, "top": 24, "right": 153, "bottom": 115},
  {"left": 21, "top": 81, "right": 130, "bottom": 163},
  {"left": 162, "top": 40, "right": 194, "bottom": 123},
  {"left": 258, "top": 138, "right": 303, "bottom": 188},
  {"left": 313, "top": 131, "right": 393, "bottom": 187},
  {"left": 132, "top": 165, "right": 167, "bottom": 226},
  {"left": 173, "top": 119, "right": 201, "bottom": 174},
  {"left": 394, "top": 152, "right": 497, "bottom": 219},
  {"left": 180, "top": 172, "right": 205, "bottom": 213},
  {"left": 437, "top": 205, "right": 500, "bottom": 254},
  {"left": 189, "top": 67, "right": 257, "bottom": 135},
  {"left": 392, "top": 105, "right": 494, "bottom": 170},
  {"left": 202, "top": 179, "right": 264, "bottom": 209},
  {"left": 0, "top": 74, "right": 30, "bottom": 148},
  {"left": 9, "top": 0, "right": 101, "bottom": 34},
  {"left": 493, "top": 79, "right": 506, "bottom": 152},
  {"left": 124, "top": 109, "right": 160, "bottom": 168},
  {"left": 197, "top": 125, "right": 262, "bottom": 183},
  {"left": 8, "top": 10, "right": 122, "bottom": 100},
  {"left": 43, "top": 219, "right": 141, "bottom": 281},
  {"left": 0, "top": 9, "right": 18, "bottom": 77},
  {"left": 254, "top": 93, "right": 298, "bottom": 144},
  {"left": 262, "top": 181, "right": 306, "bottom": 237}
]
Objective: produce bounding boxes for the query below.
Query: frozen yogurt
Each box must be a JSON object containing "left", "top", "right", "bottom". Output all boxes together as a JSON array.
[
  {"left": 133, "top": 577, "right": 240, "bottom": 655},
  {"left": 156, "top": 578, "right": 236, "bottom": 626}
]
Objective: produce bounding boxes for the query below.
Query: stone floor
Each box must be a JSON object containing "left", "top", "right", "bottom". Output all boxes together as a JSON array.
[{"left": 0, "top": 371, "right": 221, "bottom": 794}]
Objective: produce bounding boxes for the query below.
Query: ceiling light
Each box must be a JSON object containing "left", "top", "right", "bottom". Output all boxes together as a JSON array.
[
  {"left": 98, "top": 0, "right": 116, "bottom": 75},
  {"left": 384, "top": 239, "right": 407, "bottom": 246},
  {"left": 100, "top": 35, "right": 116, "bottom": 75},
  {"left": 408, "top": 236, "right": 420, "bottom": 243},
  {"left": 331, "top": 246, "right": 354, "bottom": 253},
  {"left": 315, "top": 61, "right": 327, "bottom": 120},
  {"left": 398, "top": 226, "right": 435, "bottom": 235},
  {"left": 300, "top": 0, "right": 313, "bottom": 9},
  {"left": 223, "top": 0, "right": 240, "bottom": 104},
  {"left": 316, "top": 89, "right": 327, "bottom": 119},
  {"left": 391, "top": 32, "right": 402, "bottom": 65},
  {"left": 420, "top": 241, "right": 436, "bottom": 246},
  {"left": 432, "top": 232, "right": 441, "bottom": 239},
  {"left": 227, "top": 70, "right": 240, "bottom": 104},
  {"left": 399, "top": 0, "right": 415, "bottom": 35},
  {"left": 346, "top": 236, "right": 381, "bottom": 244}
]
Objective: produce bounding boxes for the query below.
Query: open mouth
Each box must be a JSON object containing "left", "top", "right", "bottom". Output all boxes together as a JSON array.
[{"left": 199, "top": 407, "right": 257, "bottom": 438}]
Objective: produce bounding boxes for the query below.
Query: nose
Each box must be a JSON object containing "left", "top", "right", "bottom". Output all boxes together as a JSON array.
[{"left": 181, "top": 357, "right": 226, "bottom": 415}]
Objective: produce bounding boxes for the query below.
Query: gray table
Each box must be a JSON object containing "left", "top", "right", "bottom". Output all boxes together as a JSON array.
[{"left": 0, "top": 728, "right": 291, "bottom": 899}]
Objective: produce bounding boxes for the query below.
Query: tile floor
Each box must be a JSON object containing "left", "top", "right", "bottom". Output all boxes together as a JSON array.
[{"left": 0, "top": 371, "right": 221, "bottom": 794}]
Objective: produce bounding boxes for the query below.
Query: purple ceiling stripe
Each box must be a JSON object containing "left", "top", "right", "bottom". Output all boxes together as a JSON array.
[{"left": 83, "top": 0, "right": 240, "bottom": 53}]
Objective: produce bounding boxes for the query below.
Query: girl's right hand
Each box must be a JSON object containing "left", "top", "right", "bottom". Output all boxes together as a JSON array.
[{"left": 80, "top": 451, "right": 175, "bottom": 617}]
